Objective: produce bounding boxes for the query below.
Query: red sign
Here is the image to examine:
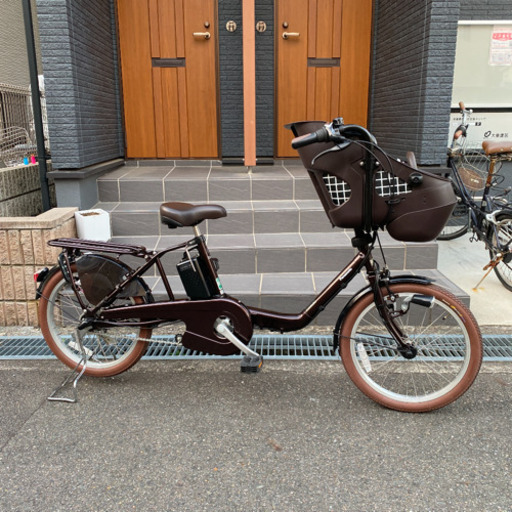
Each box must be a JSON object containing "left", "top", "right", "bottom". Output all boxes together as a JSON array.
[{"left": 492, "top": 32, "right": 512, "bottom": 41}]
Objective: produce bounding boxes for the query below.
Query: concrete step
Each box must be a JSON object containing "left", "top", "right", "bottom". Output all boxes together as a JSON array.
[
  {"left": 134, "top": 269, "right": 469, "bottom": 327},
  {"left": 97, "top": 160, "right": 438, "bottom": 278},
  {"left": 96, "top": 163, "right": 316, "bottom": 203},
  {"left": 97, "top": 199, "right": 329, "bottom": 236},
  {"left": 111, "top": 233, "right": 438, "bottom": 276}
]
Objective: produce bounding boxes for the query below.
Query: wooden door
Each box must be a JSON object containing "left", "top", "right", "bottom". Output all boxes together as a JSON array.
[
  {"left": 117, "top": 0, "right": 218, "bottom": 159},
  {"left": 276, "top": 0, "right": 373, "bottom": 157}
]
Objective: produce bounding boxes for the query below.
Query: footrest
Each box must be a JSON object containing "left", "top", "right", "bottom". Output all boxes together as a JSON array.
[{"left": 240, "top": 355, "right": 264, "bottom": 373}]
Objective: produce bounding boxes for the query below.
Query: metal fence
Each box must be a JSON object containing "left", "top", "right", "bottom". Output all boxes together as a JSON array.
[{"left": 0, "top": 81, "right": 48, "bottom": 167}]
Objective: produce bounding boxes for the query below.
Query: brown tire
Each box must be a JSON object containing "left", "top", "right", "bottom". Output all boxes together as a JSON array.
[
  {"left": 339, "top": 283, "right": 482, "bottom": 412},
  {"left": 38, "top": 267, "right": 151, "bottom": 377}
]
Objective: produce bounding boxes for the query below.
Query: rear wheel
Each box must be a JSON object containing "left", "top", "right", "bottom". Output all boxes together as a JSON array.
[
  {"left": 38, "top": 267, "right": 151, "bottom": 377},
  {"left": 339, "top": 283, "right": 482, "bottom": 412},
  {"left": 490, "top": 213, "right": 512, "bottom": 291},
  {"left": 437, "top": 197, "right": 470, "bottom": 240}
]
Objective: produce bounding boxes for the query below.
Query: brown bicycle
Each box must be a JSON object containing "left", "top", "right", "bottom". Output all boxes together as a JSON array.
[{"left": 36, "top": 119, "right": 483, "bottom": 412}]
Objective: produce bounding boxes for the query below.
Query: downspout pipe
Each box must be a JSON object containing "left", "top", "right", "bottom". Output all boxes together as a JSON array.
[{"left": 22, "top": 0, "right": 51, "bottom": 212}]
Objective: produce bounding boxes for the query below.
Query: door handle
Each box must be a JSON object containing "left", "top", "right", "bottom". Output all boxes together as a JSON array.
[
  {"left": 193, "top": 32, "right": 211, "bottom": 40},
  {"left": 282, "top": 32, "right": 300, "bottom": 39}
]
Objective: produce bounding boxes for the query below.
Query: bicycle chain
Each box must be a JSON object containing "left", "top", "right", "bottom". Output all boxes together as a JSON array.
[{"left": 94, "top": 332, "right": 183, "bottom": 347}]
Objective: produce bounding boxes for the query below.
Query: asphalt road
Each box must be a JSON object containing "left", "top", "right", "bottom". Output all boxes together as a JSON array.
[{"left": 1, "top": 359, "right": 511, "bottom": 511}]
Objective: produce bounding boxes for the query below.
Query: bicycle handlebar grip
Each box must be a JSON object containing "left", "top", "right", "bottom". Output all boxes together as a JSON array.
[
  {"left": 291, "top": 127, "right": 329, "bottom": 149},
  {"left": 459, "top": 101, "right": 465, "bottom": 111}
]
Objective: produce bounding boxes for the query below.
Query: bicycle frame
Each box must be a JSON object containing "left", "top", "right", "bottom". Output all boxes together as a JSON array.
[{"left": 46, "top": 229, "right": 414, "bottom": 356}]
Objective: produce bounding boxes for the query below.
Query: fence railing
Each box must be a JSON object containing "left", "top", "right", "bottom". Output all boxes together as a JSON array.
[{"left": 0, "top": 81, "right": 49, "bottom": 167}]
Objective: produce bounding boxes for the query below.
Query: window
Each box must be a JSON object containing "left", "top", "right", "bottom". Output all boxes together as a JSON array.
[{"left": 452, "top": 21, "right": 512, "bottom": 108}]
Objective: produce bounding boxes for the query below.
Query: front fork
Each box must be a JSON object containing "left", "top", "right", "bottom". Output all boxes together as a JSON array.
[{"left": 366, "top": 260, "right": 419, "bottom": 359}]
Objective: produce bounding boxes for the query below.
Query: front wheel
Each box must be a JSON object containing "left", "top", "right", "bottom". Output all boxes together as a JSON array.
[
  {"left": 489, "top": 213, "right": 512, "bottom": 292},
  {"left": 339, "top": 283, "right": 482, "bottom": 412},
  {"left": 38, "top": 267, "right": 152, "bottom": 377}
]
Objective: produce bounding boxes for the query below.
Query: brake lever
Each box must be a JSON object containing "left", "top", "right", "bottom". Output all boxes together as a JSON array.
[{"left": 311, "top": 138, "right": 351, "bottom": 165}]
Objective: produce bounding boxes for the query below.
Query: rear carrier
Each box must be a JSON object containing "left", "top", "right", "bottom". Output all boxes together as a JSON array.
[{"left": 290, "top": 121, "right": 456, "bottom": 242}]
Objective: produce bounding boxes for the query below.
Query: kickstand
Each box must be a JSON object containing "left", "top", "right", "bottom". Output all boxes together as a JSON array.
[
  {"left": 47, "top": 327, "right": 89, "bottom": 403},
  {"left": 472, "top": 255, "right": 503, "bottom": 291}
]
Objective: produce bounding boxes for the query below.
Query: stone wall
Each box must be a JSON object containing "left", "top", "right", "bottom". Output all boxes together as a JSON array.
[
  {"left": 0, "top": 163, "right": 55, "bottom": 217},
  {"left": 0, "top": 207, "right": 76, "bottom": 326}
]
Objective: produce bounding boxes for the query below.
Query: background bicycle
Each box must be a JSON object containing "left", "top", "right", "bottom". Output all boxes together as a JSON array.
[{"left": 437, "top": 102, "right": 512, "bottom": 291}]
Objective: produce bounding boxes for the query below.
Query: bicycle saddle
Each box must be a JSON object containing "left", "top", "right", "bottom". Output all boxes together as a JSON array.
[
  {"left": 482, "top": 140, "right": 512, "bottom": 156},
  {"left": 160, "top": 202, "right": 227, "bottom": 228}
]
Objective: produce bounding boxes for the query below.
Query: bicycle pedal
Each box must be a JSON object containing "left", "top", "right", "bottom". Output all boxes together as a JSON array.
[{"left": 240, "top": 355, "right": 263, "bottom": 373}]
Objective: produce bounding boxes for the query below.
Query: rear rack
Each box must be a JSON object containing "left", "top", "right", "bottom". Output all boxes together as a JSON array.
[{"left": 48, "top": 238, "right": 149, "bottom": 256}]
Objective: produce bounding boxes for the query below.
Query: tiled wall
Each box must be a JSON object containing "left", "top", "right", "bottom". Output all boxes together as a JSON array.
[
  {"left": 370, "top": 0, "right": 460, "bottom": 165},
  {"left": 0, "top": 208, "right": 76, "bottom": 326},
  {"left": 460, "top": 0, "right": 511, "bottom": 19},
  {"left": 36, "top": 0, "right": 123, "bottom": 169}
]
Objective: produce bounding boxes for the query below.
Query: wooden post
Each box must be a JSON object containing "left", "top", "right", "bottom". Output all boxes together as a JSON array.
[{"left": 243, "top": 0, "right": 256, "bottom": 166}]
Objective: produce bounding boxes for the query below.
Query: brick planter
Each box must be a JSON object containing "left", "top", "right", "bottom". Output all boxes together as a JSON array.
[{"left": 0, "top": 208, "right": 77, "bottom": 326}]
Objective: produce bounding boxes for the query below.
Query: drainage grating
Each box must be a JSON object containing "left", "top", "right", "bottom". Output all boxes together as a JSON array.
[{"left": 0, "top": 334, "right": 511, "bottom": 361}]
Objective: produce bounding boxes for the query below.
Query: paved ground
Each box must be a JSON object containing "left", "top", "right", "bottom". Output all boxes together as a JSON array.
[
  {"left": 437, "top": 233, "right": 512, "bottom": 327},
  {"left": 1, "top": 235, "right": 511, "bottom": 511},
  {"left": 0, "top": 360, "right": 511, "bottom": 511}
]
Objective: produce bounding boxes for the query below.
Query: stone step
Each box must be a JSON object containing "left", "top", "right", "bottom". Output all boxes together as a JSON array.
[
  {"left": 97, "top": 199, "right": 329, "bottom": 236},
  {"left": 96, "top": 163, "right": 316, "bottom": 203},
  {"left": 134, "top": 269, "right": 468, "bottom": 327},
  {"left": 111, "top": 233, "right": 438, "bottom": 276}
]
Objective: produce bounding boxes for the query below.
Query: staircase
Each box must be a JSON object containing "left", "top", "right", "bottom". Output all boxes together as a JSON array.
[{"left": 94, "top": 160, "right": 467, "bottom": 326}]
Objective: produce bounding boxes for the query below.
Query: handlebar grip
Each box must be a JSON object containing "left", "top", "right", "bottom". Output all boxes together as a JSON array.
[
  {"left": 291, "top": 127, "right": 329, "bottom": 149},
  {"left": 459, "top": 101, "right": 465, "bottom": 111}
]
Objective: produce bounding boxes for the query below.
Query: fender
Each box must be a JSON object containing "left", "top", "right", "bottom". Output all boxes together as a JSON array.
[
  {"left": 332, "top": 274, "right": 432, "bottom": 353},
  {"left": 35, "top": 255, "right": 155, "bottom": 304}
]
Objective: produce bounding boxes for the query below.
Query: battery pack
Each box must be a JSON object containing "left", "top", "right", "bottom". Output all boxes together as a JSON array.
[{"left": 177, "top": 255, "right": 216, "bottom": 300}]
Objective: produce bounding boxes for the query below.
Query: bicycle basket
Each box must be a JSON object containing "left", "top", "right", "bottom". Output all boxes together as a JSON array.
[{"left": 290, "top": 121, "right": 457, "bottom": 242}]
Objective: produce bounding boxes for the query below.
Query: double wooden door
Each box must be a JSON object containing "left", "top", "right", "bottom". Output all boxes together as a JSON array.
[
  {"left": 118, "top": 0, "right": 218, "bottom": 158},
  {"left": 276, "top": 0, "right": 373, "bottom": 157},
  {"left": 118, "top": 0, "right": 372, "bottom": 160}
]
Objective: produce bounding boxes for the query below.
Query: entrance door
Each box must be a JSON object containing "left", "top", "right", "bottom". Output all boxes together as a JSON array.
[
  {"left": 117, "top": 0, "right": 218, "bottom": 159},
  {"left": 276, "top": 0, "right": 373, "bottom": 157}
]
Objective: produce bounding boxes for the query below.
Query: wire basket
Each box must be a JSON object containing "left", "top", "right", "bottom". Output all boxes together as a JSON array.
[{"left": 453, "top": 140, "right": 490, "bottom": 192}]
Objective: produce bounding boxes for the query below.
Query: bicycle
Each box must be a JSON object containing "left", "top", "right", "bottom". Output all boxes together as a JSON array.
[
  {"left": 35, "top": 118, "right": 483, "bottom": 413},
  {"left": 437, "top": 102, "right": 512, "bottom": 291}
]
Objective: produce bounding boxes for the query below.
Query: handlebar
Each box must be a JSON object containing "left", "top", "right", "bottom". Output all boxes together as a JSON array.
[
  {"left": 291, "top": 120, "right": 377, "bottom": 150},
  {"left": 291, "top": 127, "right": 330, "bottom": 148},
  {"left": 452, "top": 101, "right": 473, "bottom": 143}
]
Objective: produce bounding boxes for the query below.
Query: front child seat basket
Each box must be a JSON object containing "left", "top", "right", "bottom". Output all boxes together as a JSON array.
[{"left": 291, "top": 121, "right": 456, "bottom": 242}]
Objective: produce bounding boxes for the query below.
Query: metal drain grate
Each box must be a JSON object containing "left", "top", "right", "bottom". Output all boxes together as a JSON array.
[{"left": 1, "top": 335, "right": 511, "bottom": 361}]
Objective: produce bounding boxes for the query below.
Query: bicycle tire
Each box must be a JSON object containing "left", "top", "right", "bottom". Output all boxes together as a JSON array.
[
  {"left": 38, "top": 267, "right": 151, "bottom": 377},
  {"left": 437, "top": 198, "right": 470, "bottom": 240},
  {"left": 489, "top": 212, "right": 512, "bottom": 292},
  {"left": 338, "top": 283, "right": 482, "bottom": 412}
]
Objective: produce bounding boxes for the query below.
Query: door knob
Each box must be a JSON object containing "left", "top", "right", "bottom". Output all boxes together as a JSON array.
[
  {"left": 282, "top": 32, "right": 300, "bottom": 39},
  {"left": 193, "top": 32, "right": 211, "bottom": 40}
]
